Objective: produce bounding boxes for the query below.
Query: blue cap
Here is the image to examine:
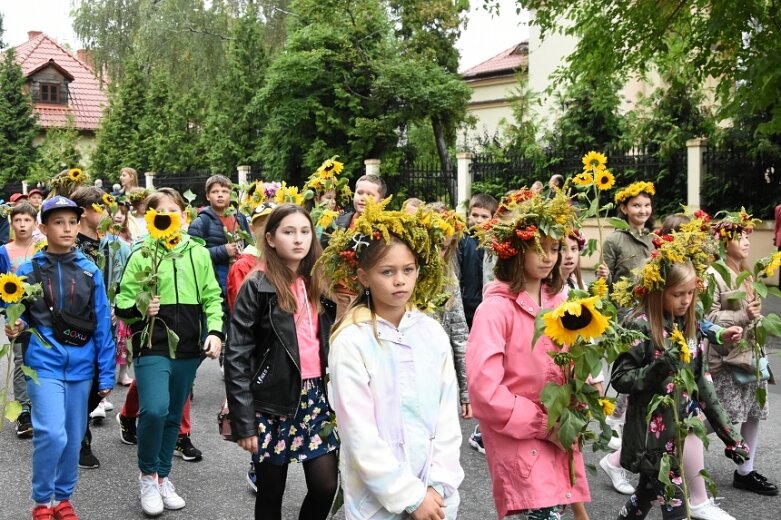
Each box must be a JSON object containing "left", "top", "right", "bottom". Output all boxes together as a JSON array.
[{"left": 40, "top": 196, "right": 84, "bottom": 223}]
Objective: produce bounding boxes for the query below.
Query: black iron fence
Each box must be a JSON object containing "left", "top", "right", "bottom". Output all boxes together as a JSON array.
[
  {"left": 702, "top": 148, "right": 781, "bottom": 219},
  {"left": 385, "top": 162, "right": 457, "bottom": 209}
]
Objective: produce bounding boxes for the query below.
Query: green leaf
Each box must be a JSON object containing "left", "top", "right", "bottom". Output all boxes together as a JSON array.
[
  {"left": 607, "top": 217, "right": 630, "bottom": 231},
  {"left": 557, "top": 408, "right": 587, "bottom": 448},
  {"left": 762, "top": 313, "right": 781, "bottom": 337},
  {"left": 4, "top": 400, "right": 22, "bottom": 423},
  {"left": 646, "top": 394, "right": 673, "bottom": 421},
  {"left": 0, "top": 344, "right": 8, "bottom": 358},
  {"left": 29, "top": 329, "right": 51, "bottom": 348},
  {"left": 166, "top": 325, "right": 180, "bottom": 359},
  {"left": 756, "top": 387, "right": 768, "bottom": 408},
  {"left": 540, "top": 382, "right": 571, "bottom": 429},
  {"left": 683, "top": 417, "right": 709, "bottom": 449},
  {"left": 735, "top": 270, "right": 751, "bottom": 288},
  {"left": 6, "top": 303, "right": 24, "bottom": 327},
  {"left": 582, "top": 238, "right": 598, "bottom": 258},
  {"left": 753, "top": 281, "right": 768, "bottom": 299},
  {"left": 21, "top": 365, "right": 39, "bottom": 385},
  {"left": 700, "top": 469, "right": 718, "bottom": 499},
  {"left": 532, "top": 310, "right": 550, "bottom": 349},
  {"left": 726, "top": 291, "right": 746, "bottom": 302},
  {"left": 679, "top": 367, "right": 697, "bottom": 397},
  {"left": 135, "top": 291, "right": 153, "bottom": 315},
  {"left": 657, "top": 453, "right": 675, "bottom": 502},
  {"left": 767, "top": 286, "right": 781, "bottom": 299},
  {"left": 711, "top": 261, "right": 732, "bottom": 287}
]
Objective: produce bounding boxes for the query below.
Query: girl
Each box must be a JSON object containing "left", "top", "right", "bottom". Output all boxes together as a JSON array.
[
  {"left": 467, "top": 189, "right": 588, "bottom": 519},
  {"left": 225, "top": 204, "right": 339, "bottom": 520},
  {"left": 112, "top": 202, "right": 133, "bottom": 244},
  {"left": 325, "top": 204, "right": 464, "bottom": 519},
  {"left": 612, "top": 257, "right": 748, "bottom": 520},
  {"left": 115, "top": 188, "right": 224, "bottom": 517},
  {"left": 707, "top": 218, "right": 778, "bottom": 496},
  {"left": 561, "top": 231, "right": 586, "bottom": 293},
  {"left": 119, "top": 166, "right": 139, "bottom": 195},
  {"left": 110, "top": 202, "right": 133, "bottom": 386}
]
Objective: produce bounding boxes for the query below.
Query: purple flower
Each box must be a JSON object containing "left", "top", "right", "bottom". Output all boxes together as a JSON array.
[
  {"left": 649, "top": 415, "right": 666, "bottom": 439},
  {"left": 666, "top": 382, "right": 675, "bottom": 394}
]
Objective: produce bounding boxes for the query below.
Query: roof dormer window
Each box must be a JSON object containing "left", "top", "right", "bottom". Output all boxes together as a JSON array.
[{"left": 39, "top": 82, "right": 61, "bottom": 103}]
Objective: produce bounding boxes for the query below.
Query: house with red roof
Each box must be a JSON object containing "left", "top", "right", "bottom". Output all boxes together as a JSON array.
[
  {"left": 459, "top": 41, "right": 528, "bottom": 148},
  {"left": 12, "top": 31, "right": 107, "bottom": 159}
]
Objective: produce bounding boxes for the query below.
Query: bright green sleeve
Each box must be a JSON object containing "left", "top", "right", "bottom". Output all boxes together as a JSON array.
[
  {"left": 115, "top": 250, "right": 146, "bottom": 319},
  {"left": 197, "top": 247, "right": 225, "bottom": 334}
]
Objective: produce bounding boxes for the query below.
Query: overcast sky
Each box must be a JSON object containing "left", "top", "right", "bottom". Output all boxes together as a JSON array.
[{"left": 1, "top": 0, "right": 529, "bottom": 71}]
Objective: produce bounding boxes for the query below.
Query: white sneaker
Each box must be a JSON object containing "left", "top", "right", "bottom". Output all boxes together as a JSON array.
[
  {"left": 689, "top": 498, "right": 735, "bottom": 520},
  {"left": 606, "top": 414, "right": 623, "bottom": 450},
  {"left": 599, "top": 454, "right": 635, "bottom": 495},
  {"left": 102, "top": 398, "right": 114, "bottom": 412},
  {"left": 139, "top": 474, "right": 164, "bottom": 516},
  {"left": 90, "top": 401, "right": 106, "bottom": 419},
  {"left": 159, "top": 477, "right": 186, "bottom": 510}
]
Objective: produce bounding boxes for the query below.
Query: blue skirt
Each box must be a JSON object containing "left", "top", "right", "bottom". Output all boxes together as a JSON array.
[{"left": 255, "top": 377, "right": 339, "bottom": 465}]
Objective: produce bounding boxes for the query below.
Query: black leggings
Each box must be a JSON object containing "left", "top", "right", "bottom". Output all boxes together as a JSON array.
[
  {"left": 253, "top": 452, "right": 338, "bottom": 520},
  {"left": 617, "top": 473, "right": 686, "bottom": 520}
]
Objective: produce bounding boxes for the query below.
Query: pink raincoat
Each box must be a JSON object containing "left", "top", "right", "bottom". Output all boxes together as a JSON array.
[{"left": 466, "top": 281, "right": 590, "bottom": 518}]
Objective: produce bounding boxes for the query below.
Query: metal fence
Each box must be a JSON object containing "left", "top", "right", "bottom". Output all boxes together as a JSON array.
[
  {"left": 702, "top": 148, "right": 781, "bottom": 219},
  {"left": 385, "top": 162, "right": 457, "bottom": 208}
]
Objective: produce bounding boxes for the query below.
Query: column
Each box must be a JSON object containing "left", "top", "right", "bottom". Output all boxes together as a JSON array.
[{"left": 686, "top": 138, "right": 707, "bottom": 209}]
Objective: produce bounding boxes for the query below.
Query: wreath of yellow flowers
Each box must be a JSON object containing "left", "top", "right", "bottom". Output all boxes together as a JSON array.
[
  {"left": 614, "top": 181, "right": 655, "bottom": 205},
  {"left": 317, "top": 197, "right": 449, "bottom": 311},
  {"left": 303, "top": 156, "right": 352, "bottom": 207},
  {"left": 274, "top": 183, "right": 306, "bottom": 206},
  {"left": 712, "top": 208, "right": 760, "bottom": 243},
  {"left": 477, "top": 187, "right": 578, "bottom": 260}
]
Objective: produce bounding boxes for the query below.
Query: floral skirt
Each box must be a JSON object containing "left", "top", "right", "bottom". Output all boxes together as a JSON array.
[
  {"left": 255, "top": 378, "right": 339, "bottom": 465},
  {"left": 712, "top": 369, "right": 769, "bottom": 422}
]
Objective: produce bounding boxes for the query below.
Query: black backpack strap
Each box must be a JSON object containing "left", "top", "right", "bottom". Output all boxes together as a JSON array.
[{"left": 32, "top": 260, "right": 55, "bottom": 312}]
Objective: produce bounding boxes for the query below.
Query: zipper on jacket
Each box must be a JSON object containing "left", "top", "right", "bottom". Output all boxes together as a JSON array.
[
  {"left": 268, "top": 303, "right": 303, "bottom": 399},
  {"left": 56, "top": 259, "right": 69, "bottom": 378},
  {"left": 70, "top": 279, "right": 76, "bottom": 305},
  {"left": 173, "top": 257, "right": 180, "bottom": 335}
]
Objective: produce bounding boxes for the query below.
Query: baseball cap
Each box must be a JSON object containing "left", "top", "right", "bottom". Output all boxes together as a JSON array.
[
  {"left": 40, "top": 196, "right": 84, "bottom": 223},
  {"left": 251, "top": 202, "right": 276, "bottom": 223},
  {"left": 9, "top": 193, "right": 28, "bottom": 203},
  {"left": 28, "top": 188, "right": 43, "bottom": 197}
]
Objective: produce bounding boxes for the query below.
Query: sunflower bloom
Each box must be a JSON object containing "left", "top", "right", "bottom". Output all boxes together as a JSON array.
[
  {"left": 599, "top": 399, "right": 615, "bottom": 416},
  {"left": 595, "top": 170, "right": 615, "bottom": 190},
  {"left": 68, "top": 168, "right": 84, "bottom": 182},
  {"left": 145, "top": 208, "right": 181, "bottom": 240},
  {"left": 670, "top": 325, "right": 690, "bottom": 363},
  {"left": 582, "top": 151, "right": 607, "bottom": 172},
  {"left": 590, "top": 278, "right": 608, "bottom": 299},
  {"left": 764, "top": 252, "right": 781, "bottom": 277},
  {"left": 573, "top": 172, "right": 593, "bottom": 187},
  {"left": 102, "top": 193, "right": 116, "bottom": 205},
  {"left": 542, "top": 296, "right": 610, "bottom": 345},
  {"left": 317, "top": 157, "right": 344, "bottom": 175},
  {"left": 318, "top": 209, "right": 339, "bottom": 229},
  {"left": 0, "top": 272, "right": 26, "bottom": 303},
  {"left": 164, "top": 233, "right": 182, "bottom": 251}
]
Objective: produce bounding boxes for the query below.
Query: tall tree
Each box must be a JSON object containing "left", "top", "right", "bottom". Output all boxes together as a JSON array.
[
  {"left": 0, "top": 17, "right": 39, "bottom": 185},
  {"left": 29, "top": 115, "right": 83, "bottom": 183}
]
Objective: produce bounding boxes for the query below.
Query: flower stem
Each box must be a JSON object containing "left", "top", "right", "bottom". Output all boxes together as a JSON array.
[
  {"left": 0, "top": 339, "right": 15, "bottom": 433},
  {"left": 672, "top": 388, "right": 692, "bottom": 519},
  {"left": 594, "top": 178, "right": 605, "bottom": 266},
  {"left": 146, "top": 242, "right": 160, "bottom": 349}
]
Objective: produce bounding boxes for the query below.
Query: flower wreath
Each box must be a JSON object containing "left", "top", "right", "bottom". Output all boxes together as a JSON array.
[
  {"left": 712, "top": 207, "right": 760, "bottom": 242},
  {"left": 317, "top": 197, "right": 449, "bottom": 310},
  {"left": 123, "top": 188, "right": 152, "bottom": 206},
  {"left": 614, "top": 181, "right": 656, "bottom": 205},
  {"left": 48, "top": 168, "right": 90, "bottom": 198},
  {"left": 477, "top": 187, "right": 578, "bottom": 260},
  {"left": 240, "top": 180, "right": 282, "bottom": 215},
  {"left": 611, "top": 213, "right": 718, "bottom": 307},
  {"left": 303, "top": 156, "right": 353, "bottom": 208}
]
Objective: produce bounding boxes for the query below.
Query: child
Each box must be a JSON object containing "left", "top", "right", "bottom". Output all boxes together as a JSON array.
[
  {"left": 611, "top": 251, "right": 748, "bottom": 519},
  {"left": 402, "top": 197, "right": 425, "bottom": 214},
  {"left": 115, "top": 188, "right": 224, "bottom": 517},
  {"left": 707, "top": 216, "right": 778, "bottom": 496},
  {"left": 561, "top": 231, "right": 586, "bottom": 292},
  {"left": 0, "top": 202, "right": 43, "bottom": 438},
  {"left": 6, "top": 196, "right": 114, "bottom": 520},
  {"left": 119, "top": 166, "right": 139, "bottom": 195},
  {"left": 466, "top": 188, "right": 588, "bottom": 519},
  {"left": 225, "top": 204, "right": 339, "bottom": 520},
  {"left": 112, "top": 203, "right": 133, "bottom": 245},
  {"left": 324, "top": 202, "right": 464, "bottom": 519},
  {"left": 326, "top": 173, "right": 386, "bottom": 238},
  {"left": 226, "top": 202, "right": 275, "bottom": 313}
]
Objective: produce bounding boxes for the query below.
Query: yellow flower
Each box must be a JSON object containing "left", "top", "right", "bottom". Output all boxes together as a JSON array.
[
  {"left": 764, "top": 252, "right": 781, "bottom": 277},
  {"left": 573, "top": 172, "right": 594, "bottom": 187},
  {"left": 317, "top": 209, "right": 339, "bottom": 229},
  {"left": 274, "top": 184, "right": 304, "bottom": 206},
  {"left": 640, "top": 262, "right": 664, "bottom": 289},
  {"left": 582, "top": 151, "right": 607, "bottom": 172},
  {"left": 594, "top": 170, "right": 615, "bottom": 190},
  {"left": 590, "top": 278, "right": 608, "bottom": 299},
  {"left": 91, "top": 203, "right": 104, "bottom": 213},
  {"left": 102, "top": 193, "right": 116, "bottom": 205},
  {"left": 164, "top": 233, "right": 182, "bottom": 251},
  {"left": 144, "top": 208, "right": 181, "bottom": 240},
  {"left": 317, "top": 157, "right": 344, "bottom": 175},
  {"left": 68, "top": 168, "right": 84, "bottom": 182},
  {"left": 615, "top": 181, "right": 655, "bottom": 205},
  {"left": 599, "top": 398, "right": 615, "bottom": 417},
  {"left": 542, "top": 296, "right": 610, "bottom": 345},
  {"left": 0, "top": 272, "right": 26, "bottom": 303},
  {"left": 670, "top": 325, "right": 690, "bottom": 363}
]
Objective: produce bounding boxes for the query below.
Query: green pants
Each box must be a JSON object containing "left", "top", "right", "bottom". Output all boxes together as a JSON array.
[{"left": 135, "top": 355, "right": 200, "bottom": 477}]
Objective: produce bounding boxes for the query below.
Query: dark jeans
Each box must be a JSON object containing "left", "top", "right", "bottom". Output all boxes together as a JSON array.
[{"left": 617, "top": 473, "right": 687, "bottom": 520}]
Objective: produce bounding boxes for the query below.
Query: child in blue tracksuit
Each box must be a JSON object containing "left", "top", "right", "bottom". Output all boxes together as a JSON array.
[{"left": 5, "top": 196, "right": 114, "bottom": 520}]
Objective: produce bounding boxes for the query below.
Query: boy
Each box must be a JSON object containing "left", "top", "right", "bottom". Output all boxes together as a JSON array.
[
  {"left": 457, "top": 193, "right": 497, "bottom": 328},
  {"left": 0, "top": 202, "right": 43, "bottom": 438},
  {"left": 320, "top": 174, "right": 386, "bottom": 248},
  {"left": 227, "top": 202, "right": 275, "bottom": 313},
  {"left": 6, "top": 196, "right": 114, "bottom": 520},
  {"left": 68, "top": 186, "right": 132, "bottom": 469}
]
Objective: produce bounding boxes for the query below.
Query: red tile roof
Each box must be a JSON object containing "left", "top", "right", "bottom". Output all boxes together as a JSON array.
[
  {"left": 461, "top": 41, "right": 529, "bottom": 80},
  {"left": 12, "top": 33, "right": 107, "bottom": 131}
]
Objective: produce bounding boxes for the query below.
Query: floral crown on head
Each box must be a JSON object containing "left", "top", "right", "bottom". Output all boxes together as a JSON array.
[
  {"left": 614, "top": 181, "right": 655, "bottom": 205},
  {"left": 712, "top": 208, "right": 760, "bottom": 242},
  {"left": 477, "top": 187, "right": 578, "bottom": 260},
  {"left": 317, "top": 197, "right": 450, "bottom": 310},
  {"left": 303, "top": 156, "right": 352, "bottom": 207},
  {"left": 611, "top": 213, "right": 718, "bottom": 307}
]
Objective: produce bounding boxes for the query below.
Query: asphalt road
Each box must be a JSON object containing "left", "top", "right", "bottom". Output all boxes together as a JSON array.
[{"left": 2, "top": 299, "right": 781, "bottom": 519}]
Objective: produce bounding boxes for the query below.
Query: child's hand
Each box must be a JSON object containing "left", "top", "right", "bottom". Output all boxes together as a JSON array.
[
  {"left": 411, "top": 487, "right": 445, "bottom": 520},
  {"left": 721, "top": 326, "right": 744, "bottom": 345},
  {"left": 4, "top": 319, "right": 25, "bottom": 339},
  {"left": 225, "top": 242, "right": 239, "bottom": 258},
  {"left": 725, "top": 441, "right": 750, "bottom": 464},
  {"left": 547, "top": 423, "right": 569, "bottom": 451},
  {"left": 595, "top": 264, "right": 610, "bottom": 279},
  {"left": 461, "top": 403, "right": 473, "bottom": 419},
  {"left": 202, "top": 335, "right": 222, "bottom": 359},
  {"left": 747, "top": 300, "right": 762, "bottom": 320},
  {"left": 98, "top": 388, "right": 112, "bottom": 398},
  {"left": 146, "top": 296, "right": 160, "bottom": 317},
  {"left": 238, "top": 436, "right": 258, "bottom": 454}
]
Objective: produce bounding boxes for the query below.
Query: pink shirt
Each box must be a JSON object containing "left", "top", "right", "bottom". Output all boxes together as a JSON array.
[
  {"left": 292, "top": 277, "right": 322, "bottom": 379},
  {"left": 3, "top": 241, "right": 36, "bottom": 273}
]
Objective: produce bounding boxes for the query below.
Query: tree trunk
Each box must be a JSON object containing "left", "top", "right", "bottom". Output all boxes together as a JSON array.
[{"left": 432, "top": 116, "right": 450, "bottom": 171}]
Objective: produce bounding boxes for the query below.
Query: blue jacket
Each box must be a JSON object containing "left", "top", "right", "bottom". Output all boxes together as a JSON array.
[
  {"left": 187, "top": 207, "right": 251, "bottom": 298},
  {"left": 0, "top": 245, "right": 9, "bottom": 273},
  {"left": 17, "top": 249, "right": 115, "bottom": 390},
  {"left": 457, "top": 232, "right": 484, "bottom": 326}
]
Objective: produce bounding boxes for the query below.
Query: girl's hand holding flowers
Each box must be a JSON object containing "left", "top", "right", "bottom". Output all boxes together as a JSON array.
[
  {"left": 202, "top": 334, "right": 222, "bottom": 359},
  {"left": 747, "top": 300, "right": 762, "bottom": 320},
  {"left": 721, "top": 325, "right": 743, "bottom": 345}
]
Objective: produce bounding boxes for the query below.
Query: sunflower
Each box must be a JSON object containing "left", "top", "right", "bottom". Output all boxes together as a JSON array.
[
  {"left": 91, "top": 203, "right": 105, "bottom": 213},
  {"left": 590, "top": 278, "right": 608, "bottom": 299},
  {"left": 145, "top": 208, "right": 181, "bottom": 240},
  {"left": 164, "top": 233, "right": 182, "bottom": 251},
  {"left": 573, "top": 172, "right": 593, "bottom": 187},
  {"left": 594, "top": 170, "right": 615, "bottom": 190},
  {"left": 599, "top": 398, "right": 615, "bottom": 417},
  {"left": 763, "top": 251, "right": 781, "bottom": 278},
  {"left": 102, "top": 193, "right": 116, "bottom": 205},
  {"left": 669, "top": 325, "right": 690, "bottom": 363},
  {"left": 542, "top": 296, "right": 610, "bottom": 345},
  {"left": 317, "top": 209, "right": 339, "bottom": 229},
  {"left": 0, "top": 272, "right": 26, "bottom": 303},
  {"left": 68, "top": 168, "right": 84, "bottom": 182},
  {"left": 317, "top": 157, "right": 344, "bottom": 175},
  {"left": 582, "top": 151, "right": 607, "bottom": 172}
]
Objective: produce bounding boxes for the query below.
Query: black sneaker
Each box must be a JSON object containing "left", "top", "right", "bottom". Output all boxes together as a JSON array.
[
  {"left": 16, "top": 411, "right": 33, "bottom": 438},
  {"left": 734, "top": 470, "right": 780, "bottom": 496},
  {"left": 468, "top": 425, "right": 485, "bottom": 455},
  {"left": 117, "top": 413, "right": 137, "bottom": 445},
  {"left": 246, "top": 463, "right": 258, "bottom": 493},
  {"left": 173, "top": 435, "right": 202, "bottom": 462},
  {"left": 78, "top": 444, "right": 100, "bottom": 469}
]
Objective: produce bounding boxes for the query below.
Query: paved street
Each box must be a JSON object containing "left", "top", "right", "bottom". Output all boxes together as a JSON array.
[{"left": 2, "top": 298, "right": 781, "bottom": 519}]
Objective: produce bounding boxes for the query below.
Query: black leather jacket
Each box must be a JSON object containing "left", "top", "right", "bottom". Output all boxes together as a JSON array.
[{"left": 225, "top": 271, "right": 336, "bottom": 440}]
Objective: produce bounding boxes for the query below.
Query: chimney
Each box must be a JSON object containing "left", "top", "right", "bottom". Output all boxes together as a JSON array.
[
  {"left": 76, "top": 49, "right": 94, "bottom": 70},
  {"left": 28, "top": 31, "right": 43, "bottom": 40}
]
